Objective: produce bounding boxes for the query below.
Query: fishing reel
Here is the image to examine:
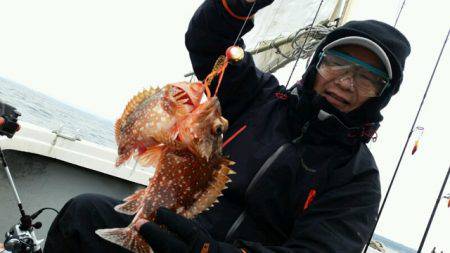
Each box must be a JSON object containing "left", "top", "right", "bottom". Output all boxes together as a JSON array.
[
  {"left": 4, "top": 222, "right": 44, "bottom": 253},
  {"left": 0, "top": 101, "right": 21, "bottom": 138},
  {"left": 3, "top": 207, "right": 50, "bottom": 253}
]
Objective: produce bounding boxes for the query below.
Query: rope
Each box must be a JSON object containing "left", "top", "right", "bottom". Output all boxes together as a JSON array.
[
  {"left": 250, "top": 24, "right": 331, "bottom": 73},
  {"left": 254, "top": 0, "right": 284, "bottom": 55},
  {"left": 285, "top": 0, "right": 325, "bottom": 87},
  {"left": 289, "top": 24, "right": 330, "bottom": 59}
]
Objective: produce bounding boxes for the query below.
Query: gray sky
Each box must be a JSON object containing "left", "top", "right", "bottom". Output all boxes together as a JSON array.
[{"left": 0, "top": 0, "right": 449, "bottom": 251}]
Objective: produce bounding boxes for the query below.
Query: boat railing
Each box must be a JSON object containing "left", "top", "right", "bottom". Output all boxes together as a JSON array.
[{"left": 0, "top": 121, "right": 152, "bottom": 186}]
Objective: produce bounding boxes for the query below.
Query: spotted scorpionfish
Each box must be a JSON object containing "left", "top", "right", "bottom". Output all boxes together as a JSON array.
[{"left": 96, "top": 79, "right": 234, "bottom": 253}]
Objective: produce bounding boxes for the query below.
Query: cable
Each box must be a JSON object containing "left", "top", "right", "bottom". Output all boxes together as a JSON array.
[
  {"left": 40, "top": 207, "right": 59, "bottom": 214},
  {"left": 31, "top": 207, "right": 59, "bottom": 219}
]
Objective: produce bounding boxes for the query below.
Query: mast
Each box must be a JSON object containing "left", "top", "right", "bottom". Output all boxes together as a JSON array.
[
  {"left": 330, "top": 0, "right": 349, "bottom": 25},
  {"left": 339, "top": 0, "right": 355, "bottom": 25}
]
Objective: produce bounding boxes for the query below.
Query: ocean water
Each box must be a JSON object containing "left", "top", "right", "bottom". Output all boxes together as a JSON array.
[
  {"left": 373, "top": 234, "right": 416, "bottom": 253},
  {"left": 0, "top": 76, "right": 116, "bottom": 148}
]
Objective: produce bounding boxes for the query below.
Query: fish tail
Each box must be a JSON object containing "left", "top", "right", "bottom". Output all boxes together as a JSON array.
[{"left": 96, "top": 227, "right": 152, "bottom": 253}]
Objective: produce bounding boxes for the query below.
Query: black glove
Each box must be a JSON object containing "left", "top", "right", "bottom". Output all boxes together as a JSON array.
[{"left": 137, "top": 207, "right": 243, "bottom": 253}]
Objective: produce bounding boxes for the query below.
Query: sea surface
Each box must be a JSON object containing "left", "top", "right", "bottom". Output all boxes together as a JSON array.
[
  {"left": 373, "top": 234, "right": 416, "bottom": 253},
  {"left": 0, "top": 76, "right": 418, "bottom": 252},
  {"left": 0, "top": 76, "right": 116, "bottom": 148}
]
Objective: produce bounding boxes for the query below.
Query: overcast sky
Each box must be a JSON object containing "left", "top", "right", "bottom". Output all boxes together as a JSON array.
[{"left": 0, "top": 0, "right": 449, "bottom": 251}]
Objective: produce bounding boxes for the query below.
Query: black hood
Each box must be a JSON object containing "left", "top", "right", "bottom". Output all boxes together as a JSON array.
[{"left": 301, "top": 20, "right": 411, "bottom": 128}]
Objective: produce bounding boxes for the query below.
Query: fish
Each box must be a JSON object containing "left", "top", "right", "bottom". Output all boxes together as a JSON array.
[
  {"left": 95, "top": 91, "right": 234, "bottom": 253},
  {"left": 114, "top": 81, "right": 204, "bottom": 167}
]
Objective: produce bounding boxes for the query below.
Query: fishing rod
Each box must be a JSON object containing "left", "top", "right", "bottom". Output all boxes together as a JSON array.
[
  {"left": 1, "top": 101, "right": 60, "bottom": 253},
  {"left": 417, "top": 165, "right": 450, "bottom": 252},
  {"left": 364, "top": 27, "right": 450, "bottom": 253}
]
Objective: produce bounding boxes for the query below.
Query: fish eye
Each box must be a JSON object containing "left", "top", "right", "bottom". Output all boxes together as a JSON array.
[
  {"left": 215, "top": 126, "right": 223, "bottom": 135},
  {"left": 212, "top": 120, "right": 223, "bottom": 135}
]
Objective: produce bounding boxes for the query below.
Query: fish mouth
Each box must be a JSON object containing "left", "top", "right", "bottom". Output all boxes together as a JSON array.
[{"left": 172, "top": 83, "right": 204, "bottom": 108}]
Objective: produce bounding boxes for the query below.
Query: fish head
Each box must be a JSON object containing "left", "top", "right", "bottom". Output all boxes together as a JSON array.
[
  {"left": 177, "top": 97, "right": 228, "bottom": 160},
  {"left": 167, "top": 82, "right": 204, "bottom": 114}
]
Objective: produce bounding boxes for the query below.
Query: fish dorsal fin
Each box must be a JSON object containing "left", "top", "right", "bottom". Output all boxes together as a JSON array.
[
  {"left": 114, "top": 118, "right": 122, "bottom": 143},
  {"left": 182, "top": 159, "right": 235, "bottom": 219},
  {"left": 115, "top": 87, "right": 161, "bottom": 140}
]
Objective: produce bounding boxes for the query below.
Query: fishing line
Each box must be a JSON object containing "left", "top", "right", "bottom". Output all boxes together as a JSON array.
[
  {"left": 285, "top": 0, "right": 325, "bottom": 87},
  {"left": 200, "top": 1, "right": 257, "bottom": 97},
  {"left": 184, "top": 1, "right": 256, "bottom": 80},
  {"left": 394, "top": 0, "right": 407, "bottom": 27},
  {"left": 364, "top": 27, "right": 450, "bottom": 253},
  {"left": 233, "top": 1, "right": 257, "bottom": 46}
]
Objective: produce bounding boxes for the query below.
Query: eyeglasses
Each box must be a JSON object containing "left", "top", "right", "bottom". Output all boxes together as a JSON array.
[{"left": 316, "top": 50, "right": 391, "bottom": 97}]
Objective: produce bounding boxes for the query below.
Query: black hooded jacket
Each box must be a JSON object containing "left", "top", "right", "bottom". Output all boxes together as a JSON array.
[{"left": 186, "top": 1, "right": 410, "bottom": 252}]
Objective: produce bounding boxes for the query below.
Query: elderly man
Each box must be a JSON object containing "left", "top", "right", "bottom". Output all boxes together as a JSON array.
[{"left": 44, "top": 0, "right": 410, "bottom": 252}]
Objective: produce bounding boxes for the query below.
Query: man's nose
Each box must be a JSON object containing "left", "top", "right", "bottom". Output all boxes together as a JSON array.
[{"left": 335, "top": 73, "right": 355, "bottom": 91}]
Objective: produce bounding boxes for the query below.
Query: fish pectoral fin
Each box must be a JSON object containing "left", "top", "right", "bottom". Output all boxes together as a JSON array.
[
  {"left": 96, "top": 227, "right": 152, "bottom": 253},
  {"left": 156, "top": 124, "right": 179, "bottom": 146},
  {"left": 115, "top": 188, "right": 146, "bottom": 215},
  {"left": 116, "top": 150, "right": 133, "bottom": 167},
  {"left": 137, "top": 145, "right": 166, "bottom": 168}
]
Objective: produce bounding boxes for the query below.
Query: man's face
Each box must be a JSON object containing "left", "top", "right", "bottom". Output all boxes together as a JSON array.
[{"left": 313, "top": 45, "right": 385, "bottom": 112}]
